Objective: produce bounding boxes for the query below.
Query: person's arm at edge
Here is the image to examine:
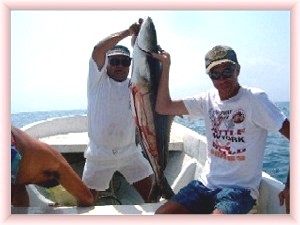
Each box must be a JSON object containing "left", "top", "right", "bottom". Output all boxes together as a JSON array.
[{"left": 278, "top": 119, "right": 290, "bottom": 213}]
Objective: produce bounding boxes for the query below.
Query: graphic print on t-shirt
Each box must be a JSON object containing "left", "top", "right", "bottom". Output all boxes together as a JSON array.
[{"left": 209, "top": 108, "right": 247, "bottom": 161}]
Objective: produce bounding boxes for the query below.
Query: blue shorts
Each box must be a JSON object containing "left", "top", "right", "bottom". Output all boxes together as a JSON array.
[{"left": 171, "top": 180, "right": 256, "bottom": 214}]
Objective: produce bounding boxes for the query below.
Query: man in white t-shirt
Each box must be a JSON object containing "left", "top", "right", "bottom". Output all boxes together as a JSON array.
[
  {"left": 150, "top": 45, "right": 290, "bottom": 214},
  {"left": 82, "top": 19, "right": 153, "bottom": 204}
]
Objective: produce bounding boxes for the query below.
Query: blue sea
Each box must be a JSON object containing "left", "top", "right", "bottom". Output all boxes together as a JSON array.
[{"left": 11, "top": 102, "right": 290, "bottom": 183}]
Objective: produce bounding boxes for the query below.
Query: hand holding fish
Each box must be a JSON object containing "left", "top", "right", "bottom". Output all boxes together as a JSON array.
[
  {"left": 130, "top": 18, "right": 143, "bottom": 46},
  {"left": 129, "top": 18, "right": 143, "bottom": 36},
  {"left": 150, "top": 47, "right": 171, "bottom": 68}
]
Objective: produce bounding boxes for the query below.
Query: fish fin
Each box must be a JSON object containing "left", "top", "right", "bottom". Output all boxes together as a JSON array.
[
  {"left": 161, "top": 175, "right": 175, "bottom": 199},
  {"left": 147, "top": 174, "right": 175, "bottom": 202}
]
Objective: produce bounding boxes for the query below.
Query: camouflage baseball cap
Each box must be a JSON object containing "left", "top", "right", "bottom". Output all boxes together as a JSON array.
[
  {"left": 107, "top": 45, "right": 130, "bottom": 57},
  {"left": 205, "top": 45, "right": 238, "bottom": 73}
]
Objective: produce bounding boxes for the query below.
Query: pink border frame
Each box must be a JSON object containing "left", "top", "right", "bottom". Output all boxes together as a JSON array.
[{"left": 1, "top": 0, "right": 299, "bottom": 224}]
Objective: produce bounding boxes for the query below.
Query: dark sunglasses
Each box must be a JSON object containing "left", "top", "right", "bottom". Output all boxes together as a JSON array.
[
  {"left": 109, "top": 58, "right": 131, "bottom": 67},
  {"left": 209, "top": 65, "right": 237, "bottom": 80}
]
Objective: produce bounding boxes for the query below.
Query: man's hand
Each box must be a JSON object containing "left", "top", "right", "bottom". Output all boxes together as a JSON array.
[
  {"left": 129, "top": 18, "right": 143, "bottom": 36},
  {"left": 279, "top": 187, "right": 290, "bottom": 213},
  {"left": 150, "top": 47, "right": 171, "bottom": 68},
  {"left": 130, "top": 18, "right": 143, "bottom": 47}
]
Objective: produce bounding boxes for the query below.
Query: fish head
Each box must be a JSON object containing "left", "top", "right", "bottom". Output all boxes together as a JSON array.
[
  {"left": 137, "top": 17, "right": 158, "bottom": 53},
  {"left": 136, "top": 17, "right": 158, "bottom": 53}
]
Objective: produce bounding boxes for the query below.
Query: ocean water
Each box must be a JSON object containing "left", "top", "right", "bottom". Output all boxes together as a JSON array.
[{"left": 11, "top": 102, "right": 290, "bottom": 183}]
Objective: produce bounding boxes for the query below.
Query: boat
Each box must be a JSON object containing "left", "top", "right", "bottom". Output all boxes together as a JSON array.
[{"left": 11, "top": 115, "right": 286, "bottom": 214}]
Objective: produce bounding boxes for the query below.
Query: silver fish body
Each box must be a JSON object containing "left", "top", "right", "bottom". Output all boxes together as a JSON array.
[{"left": 130, "top": 16, "right": 174, "bottom": 202}]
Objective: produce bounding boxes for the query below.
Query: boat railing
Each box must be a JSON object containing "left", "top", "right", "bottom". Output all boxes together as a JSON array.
[{"left": 22, "top": 115, "right": 87, "bottom": 139}]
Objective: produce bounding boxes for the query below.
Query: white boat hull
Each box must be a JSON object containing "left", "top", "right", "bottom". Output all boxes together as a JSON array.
[{"left": 12, "top": 115, "right": 286, "bottom": 214}]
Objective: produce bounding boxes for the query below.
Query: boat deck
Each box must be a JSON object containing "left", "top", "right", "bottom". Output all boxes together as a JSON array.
[{"left": 12, "top": 202, "right": 164, "bottom": 215}]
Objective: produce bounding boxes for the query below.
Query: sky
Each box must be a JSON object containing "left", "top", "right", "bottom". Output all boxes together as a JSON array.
[{"left": 11, "top": 10, "right": 290, "bottom": 113}]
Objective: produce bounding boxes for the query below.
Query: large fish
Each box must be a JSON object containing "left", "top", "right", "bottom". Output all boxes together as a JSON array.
[{"left": 129, "top": 16, "right": 175, "bottom": 202}]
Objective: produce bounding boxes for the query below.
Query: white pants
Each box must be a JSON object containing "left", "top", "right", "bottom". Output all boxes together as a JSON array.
[{"left": 82, "top": 151, "right": 153, "bottom": 191}]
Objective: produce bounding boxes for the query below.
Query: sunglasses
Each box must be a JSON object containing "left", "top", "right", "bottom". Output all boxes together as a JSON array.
[
  {"left": 209, "top": 65, "right": 237, "bottom": 80},
  {"left": 109, "top": 58, "right": 131, "bottom": 67}
]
